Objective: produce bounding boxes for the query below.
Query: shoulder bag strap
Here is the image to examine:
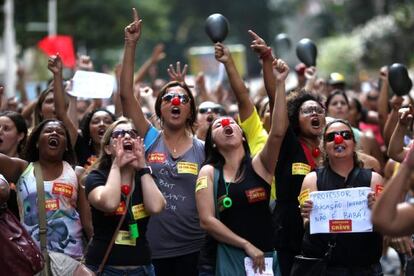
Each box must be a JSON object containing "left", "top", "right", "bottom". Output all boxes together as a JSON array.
[
  {"left": 33, "top": 162, "right": 48, "bottom": 254},
  {"left": 34, "top": 162, "right": 50, "bottom": 276},
  {"left": 96, "top": 181, "right": 133, "bottom": 274}
]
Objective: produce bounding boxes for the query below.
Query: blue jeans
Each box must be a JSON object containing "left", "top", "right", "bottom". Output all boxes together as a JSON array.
[{"left": 86, "top": 264, "right": 155, "bottom": 276}]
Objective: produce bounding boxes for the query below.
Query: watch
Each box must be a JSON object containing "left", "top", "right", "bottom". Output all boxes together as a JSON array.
[{"left": 137, "top": 166, "right": 153, "bottom": 178}]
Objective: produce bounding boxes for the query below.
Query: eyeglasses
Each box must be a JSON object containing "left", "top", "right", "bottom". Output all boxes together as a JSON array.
[
  {"left": 300, "top": 106, "right": 325, "bottom": 116},
  {"left": 199, "top": 107, "right": 223, "bottom": 114},
  {"left": 324, "top": 130, "right": 353, "bottom": 142},
  {"left": 111, "top": 129, "right": 138, "bottom": 139},
  {"left": 161, "top": 92, "right": 190, "bottom": 104}
]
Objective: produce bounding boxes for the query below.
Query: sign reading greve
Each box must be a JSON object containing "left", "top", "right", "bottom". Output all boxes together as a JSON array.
[{"left": 309, "top": 187, "right": 372, "bottom": 234}]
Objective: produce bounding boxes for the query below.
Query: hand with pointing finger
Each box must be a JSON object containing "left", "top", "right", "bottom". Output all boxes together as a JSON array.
[{"left": 124, "top": 8, "right": 142, "bottom": 43}]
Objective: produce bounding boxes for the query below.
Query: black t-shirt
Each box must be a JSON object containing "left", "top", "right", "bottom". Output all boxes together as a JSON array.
[
  {"left": 217, "top": 158, "right": 274, "bottom": 252},
  {"left": 74, "top": 134, "right": 95, "bottom": 168},
  {"left": 85, "top": 169, "right": 151, "bottom": 266},
  {"left": 272, "top": 125, "right": 308, "bottom": 252},
  {"left": 302, "top": 166, "right": 382, "bottom": 266}
]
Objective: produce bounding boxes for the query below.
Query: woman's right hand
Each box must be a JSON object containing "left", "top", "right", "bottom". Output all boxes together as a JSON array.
[
  {"left": 47, "top": 54, "right": 63, "bottom": 75},
  {"left": 124, "top": 8, "right": 142, "bottom": 43},
  {"left": 243, "top": 242, "right": 265, "bottom": 273},
  {"left": 214, "top": 42, "right": 230, "bottom": 64},
  {"left": 300, "top": 199, "right": 313, "bottom": 220}
]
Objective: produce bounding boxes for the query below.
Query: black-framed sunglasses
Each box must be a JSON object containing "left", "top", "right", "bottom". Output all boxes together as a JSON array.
[
  {"left": 162, "top": 92, "right": 190, "bottom": 104},
  {"left": 111, "top": 129, "right": 138, "bottom": 139},
  {"left": 325, "top": 130, "right": 353, "bottom": 142},
  {"left": 199, "top": 107, "right": 223, "bottom": 114}
]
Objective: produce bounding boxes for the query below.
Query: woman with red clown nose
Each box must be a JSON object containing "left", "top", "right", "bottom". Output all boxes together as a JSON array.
[
  {"left": 296, "top": 118, "right": 384, "bottom": 275},
  {"left": 119, "top": 8, "right": 205, "bottom": 276},
  {"left": 195, "top": 59, "right": 289, "bottom": 276}
]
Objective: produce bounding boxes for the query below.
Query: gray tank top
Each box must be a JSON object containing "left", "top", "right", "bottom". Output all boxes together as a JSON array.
[{"left": 145, "top": 132, "right": 206, "bottom": 258}]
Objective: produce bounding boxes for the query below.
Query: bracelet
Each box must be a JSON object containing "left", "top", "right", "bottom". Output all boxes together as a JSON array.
[{"left": 260, "top": 47, "right": 272, "bottom": 60}]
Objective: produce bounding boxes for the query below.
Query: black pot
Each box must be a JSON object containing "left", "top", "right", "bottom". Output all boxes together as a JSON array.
[
  {"left": 388, "top": 63, "right": 412, "bottom": 96},
  {"left": 296, "top": 38, "right": 317, "bottom": 67},
  {"left": 205, "top": 13, "right": 229, "bottom": 43}
]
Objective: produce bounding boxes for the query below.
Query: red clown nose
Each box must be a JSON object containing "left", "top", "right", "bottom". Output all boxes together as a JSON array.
[
  {"left": 334, "top": 134, "right": 344, "bottom": 144},
  {"left": 221, "top": 118, "right": 230, "bottom": 127},
  {"left": 171, "top": 96, "right": 181, "bottom": 106}
]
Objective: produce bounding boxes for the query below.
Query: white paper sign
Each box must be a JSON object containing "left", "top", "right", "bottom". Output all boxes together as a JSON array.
[
  {"left": 69, "top": 70, "right": 115, "bottom": 99},
  {"left": 309, "top": 187, "right": 372, "bottom": 234},
  {"left": 244, "top": 257, "right": 274, "bottom": 276}
]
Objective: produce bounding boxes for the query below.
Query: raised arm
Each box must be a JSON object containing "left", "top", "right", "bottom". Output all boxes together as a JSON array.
[
  {"left": 377, "top": 66, "right": 390, "bottom": 133},
  {"left": 47, "top": 55, "right": 79, "bottom": 147},
  {"left": 196, "top": 165, "right": 265, "bottom": 272},
  {"left": 383, "top": 96, "right": 404, "bottom": 146},
  {"left": 248, "top": 30, "right": 275, "bottom": 117},
  {"left": 87, "top": 137, "right": 136, "bottom": 212},
  {"left": 119, "top": 8, "right": 150, "bottom": 137},
  {"left": 372, "top": 144, "right": 414, "bottom": 236},
  {"left": 254, "top": 58, "right": 289, "bottom": 182},
  {"left": 388, "top": 107, "right": 412, "bottom": 162},
  {"left": 214, "top": 42, "right": 253, "bottom": 121}
]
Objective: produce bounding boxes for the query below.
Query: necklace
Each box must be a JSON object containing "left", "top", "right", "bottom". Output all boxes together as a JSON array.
[{"left": 222, "top": 174, "right": 233, "bottom": 209}]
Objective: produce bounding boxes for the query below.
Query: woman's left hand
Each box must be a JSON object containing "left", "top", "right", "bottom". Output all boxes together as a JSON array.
[
  {"left": 131, "top": 137, "right": 146, "bottom": 170},
  {"left": 367, "top": 192, "right": 376, "bottom": 209}
]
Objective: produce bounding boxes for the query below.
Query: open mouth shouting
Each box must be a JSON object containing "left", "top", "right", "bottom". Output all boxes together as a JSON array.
[
  {"left": 207, "top": 114, "right": 214, "bottom": 123},
  {"left": 171, "top": 106, "right": 181, "bottom": 118},
  {"left": 122, "top": 139, "right": 134, "bottom": 152},
  {"left": 48, "top": 136, "right": 60, "bottom": 149},
  {"left": 98, "top": 127, "right": 106, "bottom": 139},
  {"left": 223, "top": 126, "right": 234, "bottom": 136},
  {"left": 310, "top": 117, "right": 321, "bottom": 129}
]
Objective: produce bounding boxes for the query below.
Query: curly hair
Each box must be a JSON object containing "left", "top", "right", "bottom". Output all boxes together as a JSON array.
[{"left": 287, "top": 90, "right": 325, "bottom": 136}]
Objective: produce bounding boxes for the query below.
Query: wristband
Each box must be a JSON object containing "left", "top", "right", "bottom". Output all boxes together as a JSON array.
[
  {"left": 137, "top": 166, "right": 153, "bottom": 178},
  {"left": 260, "top": 47, "right": 272, "bottom": 60}
]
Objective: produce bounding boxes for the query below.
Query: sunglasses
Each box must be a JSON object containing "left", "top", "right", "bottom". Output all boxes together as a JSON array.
[
  {"left": 199, "top": 107, "right": 223, "bottom": 114},
  {"left": 324, "top": 130, "right": 353, "bottom": 142},
  {"left": 300, "top": 106, "right": 325, "bottom": 116},
  {"left": 111, "top": 129, "right": 138, "bottom": 139},
  {"left": 162, "top": 92, "right": 190, "bottom": 104}
]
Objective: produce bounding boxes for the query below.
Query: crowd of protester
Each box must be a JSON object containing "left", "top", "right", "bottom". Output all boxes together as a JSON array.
[{"left": 1, "top": 7, "right": 414, "bottom": 276}]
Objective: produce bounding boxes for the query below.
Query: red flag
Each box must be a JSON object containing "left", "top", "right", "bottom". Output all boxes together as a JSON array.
[{"left": 38, "top": 35, "right": 76, "bottom": 68}]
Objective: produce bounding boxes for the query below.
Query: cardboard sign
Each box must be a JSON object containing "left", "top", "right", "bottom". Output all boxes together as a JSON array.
[
  {"left": 309, "top": 187, "right": 372, "bottom": 234},
  {"left": 69, "top": 70, "right": 115, "bottom": 99}
]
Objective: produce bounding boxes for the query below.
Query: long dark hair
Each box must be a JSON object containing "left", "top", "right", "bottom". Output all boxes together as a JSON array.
[
  {"left": 322, "top": 118, "right": 362, "bottom": 168},
  {"left": 24, "top": 119, "right": 76, "bottom": 165},
  {"left": 154, "top": 81, "right": 197, "bottom": 133},
  {"left": 0, "top": 111, "right": 28, "bottom": 156},
  {"left": 79, "top": 108, "right": 116, "bottom": 147},
  {"left": 203, "top": 118, "right": 251, "bottom": 183}
]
